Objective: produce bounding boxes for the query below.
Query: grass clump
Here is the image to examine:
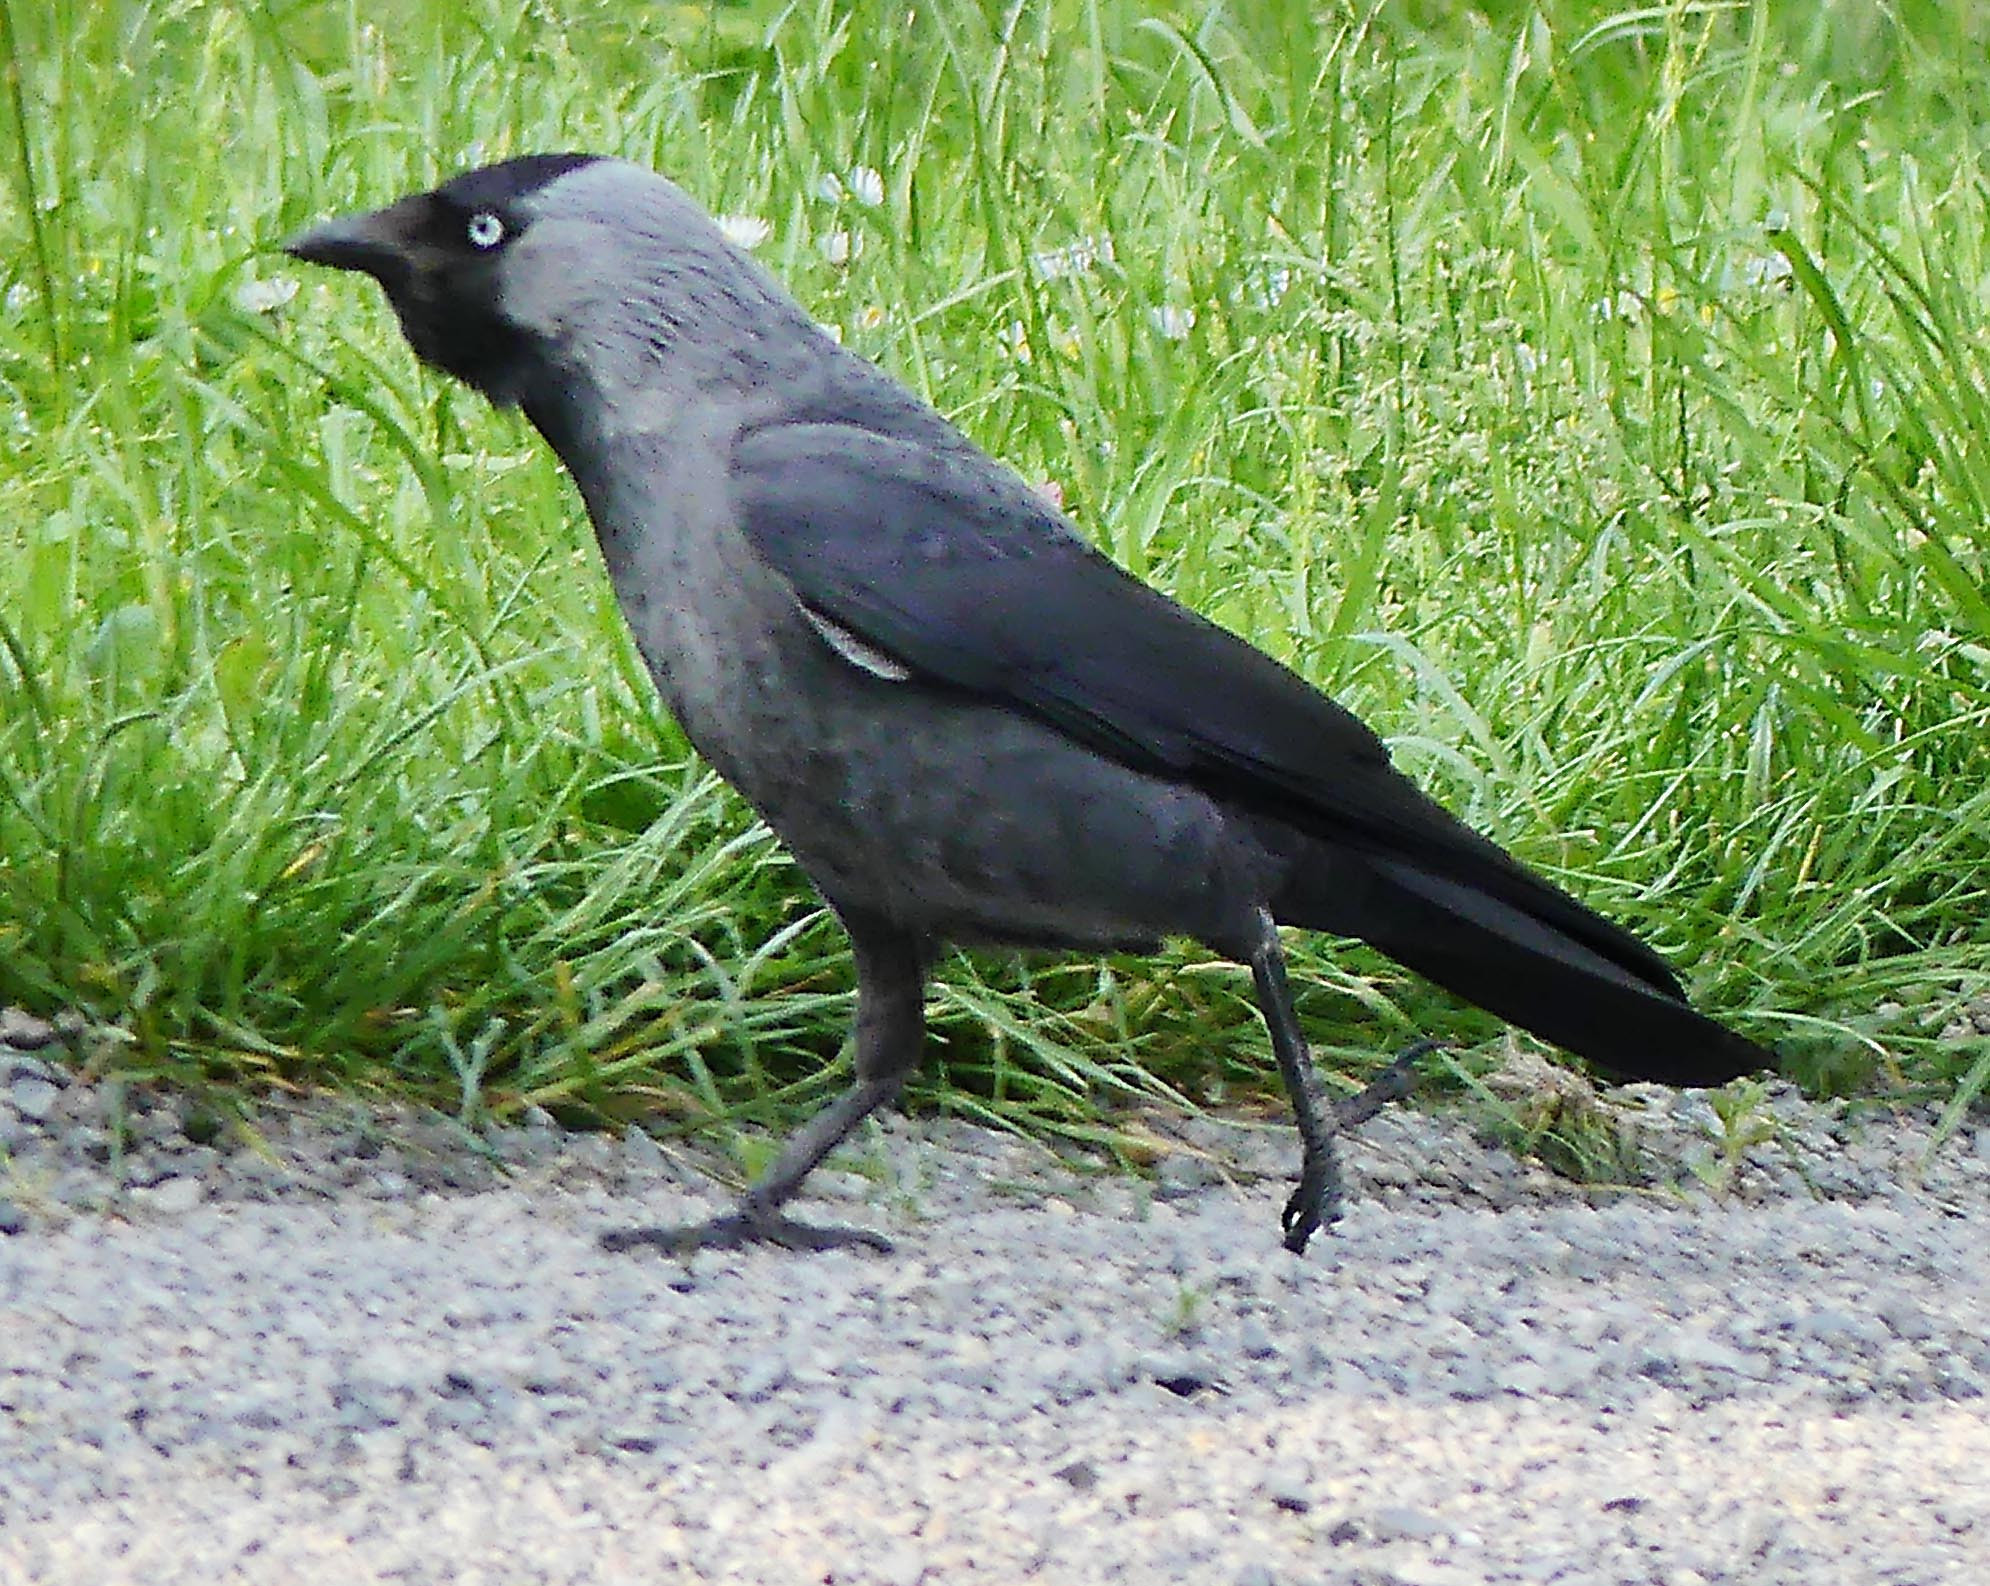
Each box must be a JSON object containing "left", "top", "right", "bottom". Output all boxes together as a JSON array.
[{"left": 0, "top": 0, "right": 1985, "bottom": 1141}]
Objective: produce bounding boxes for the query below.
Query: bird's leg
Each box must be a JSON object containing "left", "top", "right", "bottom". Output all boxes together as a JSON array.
[
  {"left": 1246, "top": 911, "right": 1343, "bottom": 1255},
  {"left": 601, "top": 912, "right": 928, "bottom": 1257},
  {"left": 1248, "top": 913, "right": 1437, "bottom": 1253}
]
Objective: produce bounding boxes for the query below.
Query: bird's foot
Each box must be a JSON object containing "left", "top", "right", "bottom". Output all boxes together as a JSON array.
[
  {"left": 600, "top": 1209, "right": 893, "bottom": 1257},
  {"left": 1283, "top": 1040, "right": 1442, "bottom": 1254},
  {"left": 1281, "top": 1152, "right": 1343, "bottom": 1254}
]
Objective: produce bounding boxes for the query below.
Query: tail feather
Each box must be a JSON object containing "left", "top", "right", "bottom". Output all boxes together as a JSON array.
[{"left": 1276, "top": 851, "right": 1770, "bottom": 1088}]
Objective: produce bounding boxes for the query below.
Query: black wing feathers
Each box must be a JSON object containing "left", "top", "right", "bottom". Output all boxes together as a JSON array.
[{"left": 734, "top": 422, "right": 1396, "bottom": 788}]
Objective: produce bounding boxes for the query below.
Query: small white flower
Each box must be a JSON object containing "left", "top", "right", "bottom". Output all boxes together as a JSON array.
[
  {"left": 818, "top": 166, "right": 885, "bottom": 207},
  {"left": 1514, "top": 341, "right": 1541, "bottom": 378},
  {"left": 821, "top": 230, "right": 861, "bottom": 266},
  {"left": 1148, "top": 304, "right": 1195, "bottom": 340},
  {"left": 4, "top": 281, "right": 34, "bottom": 316},
  {"left": 1716, "top": 250, "right": 1793, "bottom": 296},
  {"left": 232, "top": 276, "right": 300, "bottom": 314},
  {"left": 1593, "top": 289, "right": 1644, "bottom": 324},
  {"left": 717, "top": 214, "right": 772, "bottom": 250},
  {"left": 1031, "top": 235, "right": 1115, "bottom": 281},
  {"left": 999, "top": 320, "right": 1032, "bottom": 362},
  {"left": 1744, "top": 251, "right": 1794, "bottom": 290},
  {"left": 848, "top": 165, "right": 884, "bottom": 207},
  {"left": 1250, "top": 263, "right": 1293, "bottom": 307},
  {"left": 816, "top": 320, "right": 845, "bottom": 344}
]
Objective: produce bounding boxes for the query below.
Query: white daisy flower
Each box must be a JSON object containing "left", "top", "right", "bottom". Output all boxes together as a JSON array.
[
  {"left": 848, "top": 165, "right": 885, "bottom": 207},
  {"left": 716, "top": 214, "right": 773, "bottom": 251}
]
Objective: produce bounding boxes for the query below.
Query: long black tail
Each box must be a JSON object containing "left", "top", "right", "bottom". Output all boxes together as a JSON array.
[{"left": 1274, "top": 844, "right": 1770, "bottom": 1088}]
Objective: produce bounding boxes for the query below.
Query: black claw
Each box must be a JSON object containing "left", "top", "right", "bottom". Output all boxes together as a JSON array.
[
  {"left": 1281, "top": 1158, "right": 1342, "bottom": 1254},
  {"left": 600, "top": 1212, "right": 893, "bottom": 1257}
]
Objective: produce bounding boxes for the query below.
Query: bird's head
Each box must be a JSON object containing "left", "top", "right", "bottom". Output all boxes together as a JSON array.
[
  {"left": 283, "top": 153, "right": 802, "bottom": 418},
  {"left": 283, "top": 153, "right": 614, "bottom": 405}
]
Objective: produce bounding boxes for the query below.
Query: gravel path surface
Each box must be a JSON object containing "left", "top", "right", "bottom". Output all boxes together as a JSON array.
[{"left": 4, "top": 1012, "right": 1989, "bottom": 1586}]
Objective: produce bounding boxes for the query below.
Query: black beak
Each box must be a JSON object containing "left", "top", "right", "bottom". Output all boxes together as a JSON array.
[{"left": 282, "top": 206, "right": 409, "bottom": 280}]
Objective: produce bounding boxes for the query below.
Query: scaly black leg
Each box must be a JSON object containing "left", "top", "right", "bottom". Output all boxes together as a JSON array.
[
  {"left": 1246, "top": 910, "right": 1342, "bottom": 1254},
  {"left": 601, "top": 910, "right": 928, "bottom": 1257}
]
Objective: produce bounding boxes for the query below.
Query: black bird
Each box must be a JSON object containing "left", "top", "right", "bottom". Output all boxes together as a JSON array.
[{"left": 285, "top": 154, "right": 1770, "bottom": 1255}]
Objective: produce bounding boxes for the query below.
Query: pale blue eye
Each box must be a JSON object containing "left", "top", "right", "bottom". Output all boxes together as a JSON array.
[{"left": 466, "top": 211, "right": 505, "bottom": 250}]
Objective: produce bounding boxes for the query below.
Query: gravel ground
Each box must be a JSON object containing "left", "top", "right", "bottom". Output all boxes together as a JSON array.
[{"left": 3, "top": 1007, "right": 1989, "bottom": 1586}]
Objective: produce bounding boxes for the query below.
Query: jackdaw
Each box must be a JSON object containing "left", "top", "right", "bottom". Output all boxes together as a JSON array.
[{"left": 285, "top": 154, "right": 1770, "bottom": 1255}]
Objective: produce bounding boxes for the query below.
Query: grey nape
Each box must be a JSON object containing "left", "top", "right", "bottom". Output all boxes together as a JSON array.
[{"left": 285, "top": 154, "right": 1771, "bottom": 1258}]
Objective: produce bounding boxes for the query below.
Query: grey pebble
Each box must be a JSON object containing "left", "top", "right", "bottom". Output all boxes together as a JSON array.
[
  {"left": 1794, "top": 1306, "right": 1882, "bottom": 1350},
  {"left": 867, "top": 1542, "right": 927, "bottom": 1586},
  {"left": 130, "top": 1103, "right": 187, "bottom": 1148},
  {"left": 1444, "top": 1359, "right": 1499, "bottom": 1400},
  {"left": 1668, "top": 1331, "right": 1755, "bottom": 1375},
  {"left": 3, "top": 1051, "right": 61, "bottom": 1086},
  {"left": 1370, "top": 1505, "right": 1450, "bottom": 1542},
  {"left": 1263, "top": 1475, "right": 1312, "bottom": 1513},
  {"left": 731, "top": 1355, "right": 793, "bottom": 1403},
  {"left": 130, "top": 1176, "right": 204, "bottom": 1215},
  {"left": 1878, "top": 1297, "right": 1936, "bottom": 1341},
  {"left": 10, "top": 1074, "right": 60, "bottom": 1122},
  {"left": 1156, "top": 1150, "right": 1226, "bottom": 1195},
  {"left": 599, "top": 1424, "right": 662, "bottom": 1454},
  {"left": 0, "top": 1006, "right": 59, "bottom": 1050},
  {"left": 1140, "top": 1351, "right": 1223, "bottom": 1397},
  {"left": 621, "top": 1124, "right": 667, "bottom": 1174}
]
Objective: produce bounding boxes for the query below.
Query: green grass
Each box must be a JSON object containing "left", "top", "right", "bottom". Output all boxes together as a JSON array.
[{"left": 2, "top": 0, "right": 1986, "bottom": 1146}]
